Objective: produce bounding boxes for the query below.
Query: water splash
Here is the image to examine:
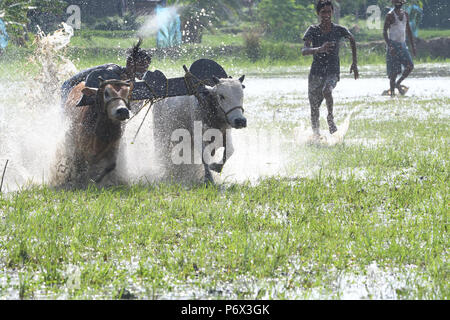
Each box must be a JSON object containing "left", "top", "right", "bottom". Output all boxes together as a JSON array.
[
  {"left": 294, "top": 110, "right": 354, "bottom": 147},
  {"left": 0, "top": 24, "right": 75, "bottom": 192},
  {"left": 137, "top": 5, "right": 181, "bottom": 38},
  {"left": 33, "top": 23, "right": 77, "bottom": 91}
]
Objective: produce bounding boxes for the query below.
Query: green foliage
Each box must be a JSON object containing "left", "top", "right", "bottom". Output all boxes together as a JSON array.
[
  {"left": 33, "top": 0, "right": 66, "bottom": 13},
  {"left": 257, "top": 0, "right": 315, "bottom": 42},
  {"left": 0, "top": 0, "right": 30, "bottom": 38},
  {"left": 86, "top": 13, "right": 139, "bottom": 31},
  {"left": 167, "top": 0, "right": 244, "bottom": 43},
  {"left": 243, "top": 28, "right": 262, "bottom": 61},
  {"left": 260, "top": 41, "right": 300, "bottom": 61},
  {"left": 0, "top": 0, "right": 64, "bottom": 41}
]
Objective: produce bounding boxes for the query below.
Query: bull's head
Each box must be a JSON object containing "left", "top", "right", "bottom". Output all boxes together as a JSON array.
[
  {"left": 81, "top": 78, "right": 133, "bottom": 122},
  {"left": 200, "top": 75, "right": 247, "bottom": 129}
]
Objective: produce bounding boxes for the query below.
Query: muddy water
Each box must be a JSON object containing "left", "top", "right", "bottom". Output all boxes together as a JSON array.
[{"left": 1, "top": 66, "right": 449, "bottom": 190}]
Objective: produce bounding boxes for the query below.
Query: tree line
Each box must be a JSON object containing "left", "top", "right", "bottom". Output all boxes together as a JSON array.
[{"left": 1, "top": 0, "right": 448, "bottom": 44}]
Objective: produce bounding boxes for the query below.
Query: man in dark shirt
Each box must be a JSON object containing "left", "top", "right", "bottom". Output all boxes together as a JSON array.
[
  {"left": 302, "top": 0, "right": 359, "bottom": 138},
  {"left": 60, "top": 38, "right": 152, "bottom": 107}
]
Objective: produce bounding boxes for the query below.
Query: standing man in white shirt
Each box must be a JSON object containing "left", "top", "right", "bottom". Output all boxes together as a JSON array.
[{"left": 383, "top": 0, "right": 416, "bottom": 97}]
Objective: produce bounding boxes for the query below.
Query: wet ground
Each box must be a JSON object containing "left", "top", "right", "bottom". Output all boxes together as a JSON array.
[
  {"left": 0, "top": 64, "right": 448, "bottom": 299},
  {"left": 0, "top": 64, "right": 449, "bottom": 190},
  {"left": 217, "top": 65, "right": 450, "bottom": 184}
]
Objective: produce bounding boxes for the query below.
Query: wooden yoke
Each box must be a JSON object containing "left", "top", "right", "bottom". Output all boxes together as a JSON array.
[
  {"left": 76, "top": 59, "right": 228, "bottom": 107},
  {"left": 132, "top": 59, "right": 228, "bottom": 102}
]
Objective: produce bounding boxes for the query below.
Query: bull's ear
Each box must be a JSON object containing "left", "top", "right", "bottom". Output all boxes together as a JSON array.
[
  {"left": 198, "top": 85, "right": 213, "bottom": 96},
  {"left": 239, "top": 75, "right": 245, "bottom": 83},
  {"left": 81, "top": 87, "right": 98, "bottom": 97},
  {"left": 212, "top": 76, "right": 221, "bottom": 85}
]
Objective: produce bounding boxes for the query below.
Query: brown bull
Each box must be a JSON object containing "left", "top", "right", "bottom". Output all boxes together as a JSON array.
[{"left": 52, "top": 78, "right": 132, "bottom": 188}]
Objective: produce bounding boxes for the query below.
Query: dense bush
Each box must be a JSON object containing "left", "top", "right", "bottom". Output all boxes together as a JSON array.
[
  {"left": 243, "top": 28, "right": 262, "bottom": 61},
  {"left": 257, "top": 0, "right": 316, "bottom": 42},
  {"left": 260, "top": 41, "right": 300, "bottom": 61}
]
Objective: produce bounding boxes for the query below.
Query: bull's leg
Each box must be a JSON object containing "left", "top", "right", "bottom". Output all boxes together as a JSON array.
[
  {"left": 202, "top": 141, "right": 215, "bottom": 185},
  {"left": 93, "top": 162, "right": 116, "bottom": 184},
  {"left": 90, "top": 146, "right": 120, "bottom": 185},
  {"left": 203, "top": 163, "right": 214, "bottom": 184},
  {"left": 72, "top": 153, "right": 89, "bottom": 187},
  {"left": 209, "top": 130, "right": 234, "bottom": 173}
]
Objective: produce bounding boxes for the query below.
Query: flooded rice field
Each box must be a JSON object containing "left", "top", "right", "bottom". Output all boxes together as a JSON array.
[
  {"left": 0, "top": 65, "right": 449, "bottom": 190},
  {"left": 0, "top": 60, "right": 448, "bottom": 299}
]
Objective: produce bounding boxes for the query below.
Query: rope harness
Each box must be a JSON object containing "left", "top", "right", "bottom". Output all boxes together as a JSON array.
[{"left": 97, "top": 78, "right": 133, "bottom": 113}]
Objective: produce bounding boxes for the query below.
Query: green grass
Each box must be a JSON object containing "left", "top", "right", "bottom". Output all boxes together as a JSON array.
[
  {"left": 0, "top": 91, "right": 448, "bottom": 299},
  {"left": 417, "top": 28, "right": 450, "bottom": 39},
  {"left": 0, "top": 26, "right": 448, "bottom": 299}
]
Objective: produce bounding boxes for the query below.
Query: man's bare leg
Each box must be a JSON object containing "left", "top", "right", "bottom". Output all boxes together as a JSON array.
[
  {"left": 323, "top": 85, "right": 337, "bottom": 134},
  {"left": 389, "top": 74, "right": 397, "bottom": 97},
  {"left": 309, "top": 87, "right": 323, "bottom": 138},
  {"left": 395, "top": 64, "right": 414, "bottom": 95},
  {"left": 311, "top": 105, "right": 321, "bottom": 138}
]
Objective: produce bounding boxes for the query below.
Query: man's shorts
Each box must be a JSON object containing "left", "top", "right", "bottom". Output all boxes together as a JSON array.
[
  {"left": 386, "top": 40, "right": 414, "bottom": 77},
  {"left": 308, "top": 74, "right": 339, "bottom": 106}
]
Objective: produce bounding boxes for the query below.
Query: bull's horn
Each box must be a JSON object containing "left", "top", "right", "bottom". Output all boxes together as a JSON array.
[
  {"left": 239, "top": 75, "right": 245, "bottom": 83},
  {"left": 136, "top": 37, "right": 143, "bottom": 49},
  {"left": 212, "top": 76, "right": 220, "bottom": 85}
]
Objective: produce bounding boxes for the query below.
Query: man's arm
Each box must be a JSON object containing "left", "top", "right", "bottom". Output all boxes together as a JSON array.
[
  {"left": 383, "top": 12, "right": 394, "bottom": 45},
  {"left": 302, "top": 39, "right": 334, "bottom": 56},
  {"left": 346, "top": 33, "right": 359, "bottom": 79},
  {"left": 405, "top": 12, "right": 416, "bottom": 56}
]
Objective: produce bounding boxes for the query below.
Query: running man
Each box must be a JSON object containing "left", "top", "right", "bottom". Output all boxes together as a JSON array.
[
  {"left": 302, "top": 0, "right": 359, "bottom": 138},
  {"left": 383, "top": 0, "right": 416, "bottom": 97}
]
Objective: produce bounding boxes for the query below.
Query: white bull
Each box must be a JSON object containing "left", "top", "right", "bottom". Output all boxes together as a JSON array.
[{"left": 152, "top": 75, "right": 246, "bottom": 184}]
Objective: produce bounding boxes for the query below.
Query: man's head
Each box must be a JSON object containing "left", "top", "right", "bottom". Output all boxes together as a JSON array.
[
  {"left": 126, "top": 38, "right": 152, "bottom": 80},
  {"left": 392, "top": 0, "right": 406, "bottom": 9},
  {"left": 316, "top": 0, "right": 334, "bottom": 23}
]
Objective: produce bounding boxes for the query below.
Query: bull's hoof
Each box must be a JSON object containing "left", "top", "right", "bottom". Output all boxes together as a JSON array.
[{"left": 209, "top": 163, "right": 224, "bottom": 173}]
